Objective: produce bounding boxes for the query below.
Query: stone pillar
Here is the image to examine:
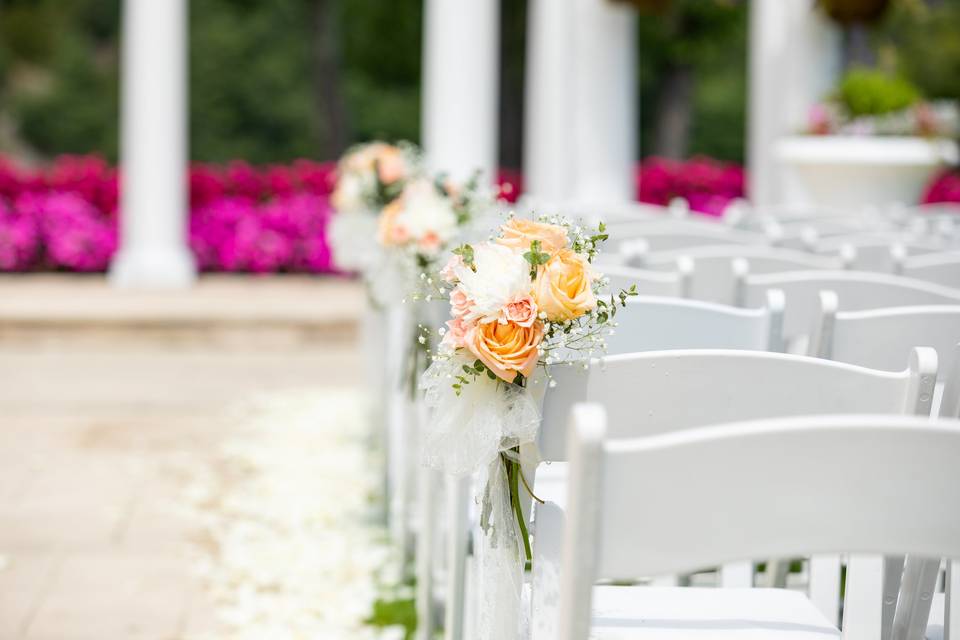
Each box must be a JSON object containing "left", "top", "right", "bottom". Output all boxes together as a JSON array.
[
  {"left": 421, "top": 0, "right": 500, "bottom": 185},
  {"left": 525, "top": 0, "right": 636, "bottom": 204},
  {"left": 111, "top": 0, "right": 196, "bottom": 288},
  {"left": 748, "top": 0, "right": 841, "bottom": 207}
]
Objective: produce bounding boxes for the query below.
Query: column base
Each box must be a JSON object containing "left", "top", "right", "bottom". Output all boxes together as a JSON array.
[{"left": 109, "top": 245, "right": 197, "bottom": 289}]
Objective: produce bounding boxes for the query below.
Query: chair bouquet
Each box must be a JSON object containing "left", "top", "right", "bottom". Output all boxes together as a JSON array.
[{"left": 417, "top": 215, "right": 636, "bottom": 637}]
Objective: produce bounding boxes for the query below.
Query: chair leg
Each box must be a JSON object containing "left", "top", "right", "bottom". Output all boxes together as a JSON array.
[
  {"left": 843, "top": 555, "right": 884, "bottom": 640},
  {"left": 809, "top": 554, "right": 842, "bottom": 626},
  {"left": 443, "top": 475, "right": 471, "bottom": 640},
  {"left": 721, "top": 562, "right": 754, "bottom": 588},
  {"left": 416, "top": 464, "right": 438, "bottom": 640},
  {"left": 946, "top": 560, "right": 959, "bottom": 640},
  {"left": 891, "top": 556, "right": 941, "bottom": 640}
]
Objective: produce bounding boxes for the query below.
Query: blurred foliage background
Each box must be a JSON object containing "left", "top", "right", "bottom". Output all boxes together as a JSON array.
[{"left": 0, "top": 0, "right": 957, "bottom": 167}]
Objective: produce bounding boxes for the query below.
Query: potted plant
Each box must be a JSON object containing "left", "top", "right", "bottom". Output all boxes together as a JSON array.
[{"left": 776, "top": 68, "right": 959, "bottom": 208}]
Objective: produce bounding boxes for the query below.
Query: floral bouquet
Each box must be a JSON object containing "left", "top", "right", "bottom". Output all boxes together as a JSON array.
[
  {"left": 328, "top": 141, "right": 418, "bottom": 278},
  {"left": 418, "top": 215, "right": 636, "bottom": 637}
]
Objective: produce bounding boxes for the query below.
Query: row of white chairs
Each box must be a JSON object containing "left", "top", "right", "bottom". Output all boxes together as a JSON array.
[{"left": 393, "top": 202, "right": 960, "bottom": 640}]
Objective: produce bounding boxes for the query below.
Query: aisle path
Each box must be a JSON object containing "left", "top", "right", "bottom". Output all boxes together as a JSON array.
[{"left": 0, "top": 275, "right": 386, "bottom": 639}]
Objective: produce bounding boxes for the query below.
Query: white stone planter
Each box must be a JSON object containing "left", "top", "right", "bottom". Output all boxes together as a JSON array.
[{"left": 776, "top": 135, "right": 959, "bottom": 208}]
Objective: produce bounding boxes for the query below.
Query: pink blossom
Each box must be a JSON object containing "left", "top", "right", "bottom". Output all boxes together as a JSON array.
[
  {"left": 441, "top": 317, "right": 470, "bottom": 350},
  {"left": 501, "top": 295, "right": 537, "bottom": 327},
  {"left": 450, "top": 287, "right": 474, "bottom": 319},
  {"left": 440, "top": 254, "right": 464, "bottom": 283}
]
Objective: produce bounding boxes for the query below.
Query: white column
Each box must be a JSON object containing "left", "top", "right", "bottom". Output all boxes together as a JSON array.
[
  {"left": 421, "top": 0, "right": 499, "bottom": 185},
  {"left": 569, "top": 0, "right": 637, "bottom": 203},
  {"left": 524, "top": 0, "right": 574, "bottom": 202},
  {"left": 525, "top": 0, "right": 636, "bottom": 205},
  {"left": 111, "top": 0, "right": 196, "bottom": 288},
  {"left": 748, "top": 0, "right": 841, "bottom": 207}
]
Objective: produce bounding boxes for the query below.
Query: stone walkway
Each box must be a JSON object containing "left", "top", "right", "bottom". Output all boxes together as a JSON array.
[{"left": 0, "top": 275, "right": 365, "bottom": 639}]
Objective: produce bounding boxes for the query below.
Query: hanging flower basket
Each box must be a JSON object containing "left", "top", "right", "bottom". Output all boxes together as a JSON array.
[
  {"left": 817, "top": 0, "right": 891, "bottom": 25},
  {"left": 608, "top": 0, "right": 672, "bottom": 13}
]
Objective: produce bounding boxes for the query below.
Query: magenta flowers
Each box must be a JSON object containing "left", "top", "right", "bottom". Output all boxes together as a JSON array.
[
  {"left": 636, "top": 156, "right": 747, "bottom": 217},
  {"left": 0, "top": 155, "right": 338, "bottom": 274}
]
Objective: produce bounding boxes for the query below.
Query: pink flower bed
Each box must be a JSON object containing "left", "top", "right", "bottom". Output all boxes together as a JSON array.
[
  {"left": 922, "top": 169, "right": 960, "bottom": 205},
  {"left": 0, "top": 155, "right": 339, "bottom": 273},
  {"left": 635, "top": 156, "right": 747, "bottom": 217}
]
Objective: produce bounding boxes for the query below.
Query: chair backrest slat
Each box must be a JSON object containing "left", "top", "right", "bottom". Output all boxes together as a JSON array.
[
  {"left": 567, "top": 412, "right": 960, "bottom": 580},
  {"left": 605, "top": 294, "right": 783, "bottom": 354},
  {"left": 738, "top": 270, "right": 960, "bottom": 341},
  {"left": 537, "top": 348, "right": 936, "bottom": 461}
]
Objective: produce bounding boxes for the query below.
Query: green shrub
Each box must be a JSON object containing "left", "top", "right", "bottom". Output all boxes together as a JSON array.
[{"left": 837, "top": 68, "right": 921, "bottom": 117}]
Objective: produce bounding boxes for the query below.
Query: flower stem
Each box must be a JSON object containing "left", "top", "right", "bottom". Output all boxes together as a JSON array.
[{"left": 505, "top": 455, "right": 533, "bottom": 563}]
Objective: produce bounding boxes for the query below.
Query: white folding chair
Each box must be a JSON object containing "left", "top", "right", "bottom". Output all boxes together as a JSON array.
[
  {"left": 736, "top": 270, "right": 960, "bottom": 346},
  {"left": 527, "top": 347, "right": 938, "bottom": 638},
  {"left": 553, "top": 410, "right": 960, "bottom": 640},
  {"left": 810, "top": 298, "right": 960, "bottom": 640},
  {"left": 895, "top": 252, "right": 960, "bottom": 290},
  {"left": 607, "top": 293, "right": 785, "bottom": 354},
  {"left": 639, "top": 246, "right": 842, "bottom": 304}
]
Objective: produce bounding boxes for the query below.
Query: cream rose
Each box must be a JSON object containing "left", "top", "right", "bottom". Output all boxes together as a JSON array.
[
  {"left": 465, "top": 320, "right": 544, "bottom": 383},
  {"left": 533, "top": 249, "right": 596, "bottom": 321},
  {"left": 497, "top": 218, "right": 569, "bottom": 254}
]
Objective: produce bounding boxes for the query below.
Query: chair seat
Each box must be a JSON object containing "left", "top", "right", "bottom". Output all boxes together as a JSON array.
[{"left": 589, "top": 586, "right": 839, "bottom": 639}]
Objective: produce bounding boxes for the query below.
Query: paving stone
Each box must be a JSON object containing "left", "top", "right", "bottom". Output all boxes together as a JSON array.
[
  {"left": 0, "top": 553, "right": 60, "bottom": 638},
  {"left": 25, "top": 554, "right": 193, "bottom": 639}
]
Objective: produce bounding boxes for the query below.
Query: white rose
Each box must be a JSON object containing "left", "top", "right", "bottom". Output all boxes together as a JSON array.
[{"left": 454, "top": 242, "right": 532, "bottom": 324}]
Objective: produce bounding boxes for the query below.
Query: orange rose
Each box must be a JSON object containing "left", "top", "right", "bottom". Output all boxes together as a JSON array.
[
  {"left": 533, "top": 249, "right": 596, "bottom": 321},
  {"left": 377, "top": 199, "right": 407, "bottom": 246},
  {"left": 376, "top": 146, "right": 407, "bottom": 185},
  {"left": 497, "top": 218, "right": 569, "bottom": 254},
  {"left": 465, "top": 319, "right": 543, "bottom": 383}
]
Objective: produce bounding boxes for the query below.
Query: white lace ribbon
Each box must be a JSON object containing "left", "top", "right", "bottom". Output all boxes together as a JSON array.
[{"left": 421, "top": 354, "right": 541, "bottom": 640}]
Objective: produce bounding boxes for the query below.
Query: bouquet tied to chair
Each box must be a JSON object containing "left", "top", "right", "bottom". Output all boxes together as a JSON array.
[{"left": 418, "top": 214, "right": 636, "bottom": 638}]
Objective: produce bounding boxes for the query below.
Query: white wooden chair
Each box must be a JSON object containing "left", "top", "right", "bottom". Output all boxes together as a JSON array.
[
  {"left": 527, "top": 347, "right": 938, "bottom": 638},
  {"left": 894, "top": 251, "right": 960, "bottom": 290},
  {"left": 736, "top": 270, "right": 960, "bottom": 345},
  {"left": 607, "top": 293, "right": 785, "bottom": 354},
  {"left": 810, "top": 294, "right": 960, "bottom": 379},
  {"left": 807, "top": 295, "right": 960, "bottom": 640},
  {"left": 637, "top": 246, "right": 843, "bottom": 304},
  {"left": 552, "top": 409, "right": 960, "bottom": 640}
]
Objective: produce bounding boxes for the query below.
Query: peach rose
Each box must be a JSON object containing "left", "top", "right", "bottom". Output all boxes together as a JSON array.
[
  {"left": 377, "top": 199, "right": 406, "bottom": 246},
  {"left": 533, "top": 249, "right": 596, "bottom": 321},
  {"left": 376, "top": 146, "right": 407, "bottom": 185},
  {"left": 497, "top": 218, "right": 569, "bottom": 254},
  {"left": 500, "top": 295, "right": 537, "bottom": 327},
  {"left": 465, "top": 319, "right": 543, "bottom": 383}
]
